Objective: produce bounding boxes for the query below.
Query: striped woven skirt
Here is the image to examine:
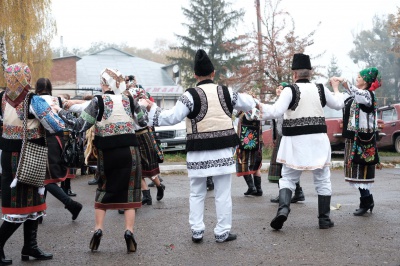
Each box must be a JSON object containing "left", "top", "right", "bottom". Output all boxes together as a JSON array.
[
  {"left": 236, "top": 148, "right": 262, "bottom": 176},
  {"left": 136, "top": 129, "right": 160, "bottom": 177},
  {"left": 344, "top": 139, "right": 375, "bottom": 189},
  {"left": 268, "top": 135, "right": 282, "bottom": 183}
]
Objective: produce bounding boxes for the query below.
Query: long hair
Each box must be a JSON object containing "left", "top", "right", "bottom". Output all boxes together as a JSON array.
[{"left": 35, "top": 78, "right": 52, "bottom": 95}]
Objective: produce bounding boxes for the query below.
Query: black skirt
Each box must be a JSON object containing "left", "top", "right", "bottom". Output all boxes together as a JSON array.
[{"left": 95, "top": 146, "right": 142, "bottom": 210}]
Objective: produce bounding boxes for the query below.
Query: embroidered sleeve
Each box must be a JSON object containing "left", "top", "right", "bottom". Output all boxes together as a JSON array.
[
  {"left": 29, "top": 95, "right": 65, "bottom": 134},
  {"left": 133, "top": 98, "right": 148, "bottom": 127},
  {"left": 146, "top": 92, "right": 191, "bottom": 127},
  {"left": 58, "top": 97, "right": 99, "bottom": 133},
  {"left": 178, "top": 94, "right": 194, "bottom": 112},
  {"left": 346, "top": 83, "right": 372, "bottom": 106}
]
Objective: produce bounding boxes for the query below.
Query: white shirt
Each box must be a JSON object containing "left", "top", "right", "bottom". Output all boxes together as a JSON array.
[
  {"left": 261, "top": 83, "right": 344, "bottom": 170},
  {"left": 147, "top": 86, "right": 256, "bottom": 178}
]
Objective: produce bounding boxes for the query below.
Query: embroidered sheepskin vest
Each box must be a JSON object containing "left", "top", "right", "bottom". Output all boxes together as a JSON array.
[
  {"left": 282, "top": 83, "right": 327, "bottom": 136},
  {"left": 0, "top": 93, "right": 44, "bottom": 151},
  {"left": 93, "top": 94, "right": 138, "bottom": 150},
  {"left": 185, "top": 83, "right": 239, "bottom": 151}
]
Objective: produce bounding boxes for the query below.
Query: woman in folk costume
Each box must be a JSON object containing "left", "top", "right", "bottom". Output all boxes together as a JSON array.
[
  {"left": 235, "top": 101, "right": 263, "bottom": 197},
  {"left": 34, "top": 78, "right": 82, "bottom": 221},
  {"left": 54, "top": 68, "right": 148, "bottom": 253},
  {"left": 125, "top": 87, "right": 165, "bottom": 206},
  {"left": 269, "top": 83, "right": 305, "bottom": 204},
  {"left": 140, "top": 49, "right": 259, "bottom": 243},
  {"left": 331, "top": 68, "right": 381, "bottom": 216},
  {"left": 0, "top": 63, "right": 65, "bottom": 264}
]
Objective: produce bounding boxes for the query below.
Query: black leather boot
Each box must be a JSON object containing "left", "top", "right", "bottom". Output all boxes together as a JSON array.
[
  {"left": 318, "top": 195, "right": 334, "bottom": 229},
  {"left": 65, "top": 200, "right": 83, "bottom": 220},
  {"left": 142, "top": 190, "right": 152, "bottom": 205},
  {"left": 291, "top": 182, "right": 305, "bottom": 203},
  {"left": 21, "top": 219, "right": 53, "bottom": 261},
  {"left": 0, "top": 221, "right": 22, "bottom": 265},
  {"left": 353, "top": 194, "right": 374, "bottom": 216},
  {"left": 156, "top": 184, "right": 165, "bottom": 201},
  {"left": 243, "top": 175, "right": 257, "bottom": 196},
  {"left": 253, "top": 175, "right": 263, "bottom": 196},
  {"left": 270, "top": 188, "right": 292, "bottom": 230},
  {"left": 206, "top": 176, "right": 214, "bottom": 191}
]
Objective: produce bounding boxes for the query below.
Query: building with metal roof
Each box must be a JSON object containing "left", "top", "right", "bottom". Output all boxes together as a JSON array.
[{"left": 52, "top": 47, "right": 182, "bottom": 109}]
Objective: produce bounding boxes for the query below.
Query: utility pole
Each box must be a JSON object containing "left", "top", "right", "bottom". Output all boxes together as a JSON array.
[{"left": 256, "top": 0, "right": 264, "bottom": 101}]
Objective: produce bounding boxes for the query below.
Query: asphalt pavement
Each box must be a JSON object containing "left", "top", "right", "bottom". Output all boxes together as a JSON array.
[{"left": 2, "top": 161, "right": 400, "bottom": 265}]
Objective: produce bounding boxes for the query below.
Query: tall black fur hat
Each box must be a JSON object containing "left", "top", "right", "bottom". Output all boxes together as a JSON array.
[
  {"left": 291, "top": 53, "right": 312, "bottom": 70},
  {"left": 194, "top": 49, "right": 214, "bottom": 76}
]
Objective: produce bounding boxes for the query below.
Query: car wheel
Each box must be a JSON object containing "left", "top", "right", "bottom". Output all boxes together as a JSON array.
[{"left": 395, "top": 135, "right": 400, "bottom": 153}]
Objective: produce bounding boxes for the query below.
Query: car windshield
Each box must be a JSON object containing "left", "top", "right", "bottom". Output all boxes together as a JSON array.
[{"left": 324, "top": 107, "right": 343, "bottom": 118}]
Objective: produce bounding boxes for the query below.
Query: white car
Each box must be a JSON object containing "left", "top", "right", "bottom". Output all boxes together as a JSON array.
[{"left": 154, "top": 121, "right": 186, "bottom": 152}]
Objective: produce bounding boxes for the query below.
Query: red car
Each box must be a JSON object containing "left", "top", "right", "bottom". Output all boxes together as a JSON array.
[
  {"left": 262, "top": 106, "right": 384, "bottom": 153},
  {"left": 377, "top": 103, "right": 400, "bottom": 153}
]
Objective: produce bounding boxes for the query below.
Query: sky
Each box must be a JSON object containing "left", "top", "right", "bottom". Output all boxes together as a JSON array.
[{"left": 51, "top": 0, "right": 399, "bottom": 83}]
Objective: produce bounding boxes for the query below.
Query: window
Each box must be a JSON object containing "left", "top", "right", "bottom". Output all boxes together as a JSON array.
[{"left": 381, "top": 109, "right": 395, "bottom": 122}]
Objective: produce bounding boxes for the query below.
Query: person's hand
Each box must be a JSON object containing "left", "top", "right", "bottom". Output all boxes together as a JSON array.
[
  {"left": 51, "top": 104, "right": 61, "bottom": 113},
  {"left": 276, "top": 85, "right": 283, "bottom": 96},
  {"left": 329, "top": 77, "right": 341, "bottom": 93},
  {"left": 139, "top": 98, "right": 153, "bottom": 111}
]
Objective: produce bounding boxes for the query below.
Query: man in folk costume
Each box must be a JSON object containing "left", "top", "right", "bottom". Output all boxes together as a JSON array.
[
  {"left": 140, "top": 49, "right": 259, "bottom": 243},
  {"left": 260, "top": 54, "right": 344, "bottom": 230},
  {"left": 0, "top": 63, "right": 65, "bottom": 264}
]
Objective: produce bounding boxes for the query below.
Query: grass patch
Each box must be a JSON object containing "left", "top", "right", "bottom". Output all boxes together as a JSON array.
[{"left": 163, "top": 152, "right": 187, "bottom": 162}]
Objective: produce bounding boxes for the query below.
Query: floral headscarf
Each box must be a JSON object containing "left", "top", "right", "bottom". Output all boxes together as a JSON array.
[
  {"left": 4, "top": 62, "right": 32, "bottom": 106},
  {"left": 128, "top": 87, "right": 147, "bottom": 100},
  {"left": 359, "top": 67, "right": 382, "bottom": 91},
  {"left": 100, "top": 68, "right": 126, "bottom": 95}
]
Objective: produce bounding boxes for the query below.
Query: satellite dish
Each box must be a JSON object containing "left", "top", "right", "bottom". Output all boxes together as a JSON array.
[{"left": 172, "top": 65, "right": 179, "bottom": 73}]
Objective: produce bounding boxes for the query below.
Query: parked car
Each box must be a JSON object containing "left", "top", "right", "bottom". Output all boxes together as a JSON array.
[
  {"left": 377, "top": 103, "right": 400, "bottom": 153},
  {"left": 262, "top": 106, "right": 384, "bottom": 153},
  {"left": 154, "top": 121, "right": 186, "bottom": 152}
]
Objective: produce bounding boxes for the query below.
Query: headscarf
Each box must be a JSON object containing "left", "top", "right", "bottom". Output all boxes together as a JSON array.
[
  {"left": 128, "top": 87, "right": 147, "bottom": 100},
  {"left": 280, "top": 82, "right": 289, "bottom": 87},
  {"left": 100, "top": 68, "right": 126, "bottom": 95},
  {"left": 359, "top": 67, "right": 382, "bottom": 91},
  {"left": 4, "top": 62, "right": 31, "bottom": 106}
]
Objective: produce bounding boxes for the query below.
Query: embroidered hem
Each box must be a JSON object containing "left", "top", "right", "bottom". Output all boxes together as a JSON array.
[
  {"left": 2, "top": 211, "right": 45, "bottom": 223},
  {"left": 277, "top": 159, "right": 330, "bottom": 170}
]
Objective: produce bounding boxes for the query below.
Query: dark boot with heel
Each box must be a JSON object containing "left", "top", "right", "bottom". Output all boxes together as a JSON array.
[
  {"left": 89, "top": 229, "right": 103, "bottom": 251},
  {"left": 65, "top": 200, "right": 83, "bottom": 220},
  {"left": 243, "top": 175, "right": 257, "bottom": 196},
  {"left": 253, "top": 175, "right": 263, "bottom": 196},
  {"left": 318, "top": 195, "right": 334, "bottom": 229},
  {"left": 156, "top": 184, "right": 165, "bottom": 201},
  {"left": 0, "top": 221, "right": 22, "bottom": 265},
  {"left": 353, "top": 194, "right": 374, "bottom": 216},
  {"left": 270, "top": 188, "right": 292, "bottom": 230},
  {"left": 21, "top": 220, "right": 53, "bottom": 261},
  {"left": 291, "top": 183, "right": 305, "bottom": 203},
  {"left": 142, "top": 190, "right": 152, "bottom": 205}
]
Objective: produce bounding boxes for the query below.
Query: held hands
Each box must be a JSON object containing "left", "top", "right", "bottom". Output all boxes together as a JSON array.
[
  {"left": 51, "top": 104, "right": 61, "bottom": 113},
  {"left": 138, "top": 98, "right": 153, "bottom": 111}
]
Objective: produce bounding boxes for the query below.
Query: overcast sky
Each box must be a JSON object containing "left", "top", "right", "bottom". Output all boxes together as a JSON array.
[{"left": 51, "top": 0, "right": 399, "bottom": 82}]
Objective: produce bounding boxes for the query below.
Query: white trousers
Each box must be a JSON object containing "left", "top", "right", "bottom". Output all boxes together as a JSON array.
[
  {"left": 189, "top": 173, "right": 232, "bottom": 236},
  {"left": 279, "top": 165, "right": 332, "bottom": 196}
]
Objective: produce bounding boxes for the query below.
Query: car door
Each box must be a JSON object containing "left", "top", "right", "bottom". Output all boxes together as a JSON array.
[{"left": 378, "top": 107, "right": 396, "bottom": 148}]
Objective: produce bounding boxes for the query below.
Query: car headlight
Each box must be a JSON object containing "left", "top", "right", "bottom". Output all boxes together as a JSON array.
[{"left": 175, "top": 129, "right": 186, "bottom": 138}]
